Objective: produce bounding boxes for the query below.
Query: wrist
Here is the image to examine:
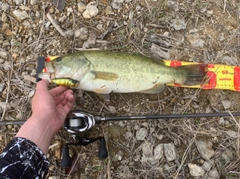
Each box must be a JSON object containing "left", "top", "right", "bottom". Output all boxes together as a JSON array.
[{"left": 16, "top": 116, "right": 56, "bottom": 155}]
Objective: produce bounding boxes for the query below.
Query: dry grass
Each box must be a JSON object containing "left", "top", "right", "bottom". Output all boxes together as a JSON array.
[{"left": 1, "top": 0, "right": 240, "bottom": 178}]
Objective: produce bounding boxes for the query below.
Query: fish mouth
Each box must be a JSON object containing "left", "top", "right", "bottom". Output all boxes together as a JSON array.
[{"left": 43, "top": 57, "right": 55, "bottom": 73}]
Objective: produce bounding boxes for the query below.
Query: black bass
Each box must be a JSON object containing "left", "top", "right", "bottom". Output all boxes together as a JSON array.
[{"left": 38, "top": 51, "right": 206, "bottom": 94}]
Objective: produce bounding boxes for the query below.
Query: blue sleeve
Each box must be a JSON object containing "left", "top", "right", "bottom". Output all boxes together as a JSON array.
[{"left": 0, "top": 137, "right": 50, "bottom": 179}]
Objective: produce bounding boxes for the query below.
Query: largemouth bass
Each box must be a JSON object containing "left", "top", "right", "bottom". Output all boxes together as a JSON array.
[{"left": 38, "top": 51, "right": 206, "bottom": 94}]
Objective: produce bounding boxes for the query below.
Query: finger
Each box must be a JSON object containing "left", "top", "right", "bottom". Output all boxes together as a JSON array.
[
  {"left": 54, "top": 90, "right": 73, "bottom": 105},
  {"left": 36, "top": 79, "right": 49, "bottom": 91},
  {"left": 56, "top": 94, "right": 74, "bottom": 119},
  {"left": 49, "top": 86, "right": 69, "bottom": 97}
]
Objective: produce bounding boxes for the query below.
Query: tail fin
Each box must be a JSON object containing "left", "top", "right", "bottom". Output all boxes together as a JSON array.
[{"left": 181, "top": 64, "right": 208, "bottom": 86}]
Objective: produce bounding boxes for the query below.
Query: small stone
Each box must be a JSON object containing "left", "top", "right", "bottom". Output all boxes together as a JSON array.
[
  {"left": 111, "top": 0, "right": 124, "bottom": 9},
  {"left": 108, "top": 105, "right": 116, "bottom": 114},
  {"left": 105, "top": 6, "right": 114, "bottom": 15},
  {"left": 0, "top": 59, "right": 4, "bottom": 64},
  {"left": 225, "top": 130, "right": 238, "bottom": 138},
  {"left": 221, "top": 149, "right": 233, "bottom": 164},
  {"left": 188, "top": 163, "right": 205, "bottom": 177},
  {"left": 82, "top": 1, "right": 99, "bottom": 19},
  {"left": 30, "top": 0, "right": 38, "bottom": 5},
  {"left": 154, "top": 144, "right": 163, "bottom": 160},
  {"left": 2, "top": 12, "right": 7, "bottom": 22},
  {"left": 22, "top": 20, "right": 31, "bottom": 27},
  {"left": 124, "top": 131, "right": 133, "bottom": 140},
  {"left": 96, "top": 23, "right": 103, "bottom": 30},
  {"left": 0, "top": 83, "right": 5, "bottom": 92},
  {"left": 1, "top": 3, "right": 10, "bottom": 12},
  {"left": 0, "top": 49, "right": 8, "bottom": 59},
  {"left": 202, "top": 160, "right": 213, "bottom": 171},
  {"left": 151, "top": 43, "right": 170, "bottom": 59},
  {"left": 208, "top": 168, "right": 219, "bottom": 178},
  {"left": 78, "top": 2, "right": 86, "bottom": 13},
  {"left": 223, "top": 56, "right": 238, "bottom": 65},
  {"left": 195, "top": 139, "right": 215, "bottom": 160},
  {"left": 136, "top": 128, "right": 148, "bottom": 141},
  {"left": 0, "top": 102, "right": 11, "bottom": 111},
  {"left": 164, "top": 143, "right": 176, "bottom": 161},
  {"left": 171, "top": 17, "right": 186, "bottom": 30},
  {"left": 13, "top": 10, "right": 29, "bottom": 20},
  {"left": 218, "top": 117, "right": 225, "bottom": 126},
  {"left": 74, "top": 27, "right": 88, "bottom": 40},
  {"left": 221, "top": 100, "right": 231, "bottom": 110},
  {"left": 142, "top": 141, "right": 152, "bottom": 156},
  {"left": 206, "top": 10, "right": 213, "bottom": 17},
  {"left": 15, "top": 0, "right": 22, "bottom": 5},
  {"left": 28, "top": 90, "right": 35, "bottom": 98}
]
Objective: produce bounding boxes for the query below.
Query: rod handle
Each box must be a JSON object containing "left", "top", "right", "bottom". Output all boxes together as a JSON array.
[{"left": 98, "top": 137, "right": 108, "bottom": 159}]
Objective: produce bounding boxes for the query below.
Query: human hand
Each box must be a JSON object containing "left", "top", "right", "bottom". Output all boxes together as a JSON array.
[{"left": 31, "top": 80, "right": 74, "bottom": 134}]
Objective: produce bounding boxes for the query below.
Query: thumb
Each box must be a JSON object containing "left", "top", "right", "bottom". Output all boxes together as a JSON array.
[{"left": 36, "top": 79, "right": 49, "bottom": 91}]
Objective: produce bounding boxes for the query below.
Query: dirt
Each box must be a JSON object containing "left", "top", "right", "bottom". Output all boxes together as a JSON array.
[{"left": 1, "top": 0, "right": 240, "bottom": 178}]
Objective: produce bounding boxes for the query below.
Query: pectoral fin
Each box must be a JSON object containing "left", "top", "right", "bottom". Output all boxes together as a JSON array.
[
  {"left": 51, "top": 78, "right": 79, "bottom": 87},
  {"left": 92, "top": 71, "right": 118, "bottom": 81},
  {"left": 140, "top": 83, "right": 165, "bottom": 94}
]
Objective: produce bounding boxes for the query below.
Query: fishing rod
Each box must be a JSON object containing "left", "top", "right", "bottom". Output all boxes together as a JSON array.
[
  {"left": 1, "top": 111, "right": 240, "bottom": 126},
  {"left": 1, "top": 110, "right": 240, "bottom": 169}
]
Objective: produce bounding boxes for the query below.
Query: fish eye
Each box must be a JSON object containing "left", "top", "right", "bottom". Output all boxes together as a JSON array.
[{"left": 55, "top": 57, "right": 62, "bottom": 62}]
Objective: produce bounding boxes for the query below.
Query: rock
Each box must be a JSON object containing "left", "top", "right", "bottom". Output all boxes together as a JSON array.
[
  {"left": 218, "top": 117, "right": 225, "bottom": 126},
  {"left": 195, "top": 139, "right": 215, "bottom": 160},
  {"left": 74, "top": 27, "right": 88, "bottom": 40},
  {"left": 105, "top": 6, "right": 114, "bottom": 15},
  {"left": 151, "top": 43, "right": 170, "bottom": 59},
  {"left": 0, "top": 102, "right": 11, "bottom": 112},
  {"left": 141, "top": 142, "right": 163, "bottom": 166},
  {"left": 188, "top": 163, "right": 205, "bottom": 177},
  {"left": 154, "top": 144, "right": 163, "bottom": 160},
  {"left": 225, "top": 130, "right": 238, "bottom": 138},
  {"left": 206, "top": 10, "right": 213, "bottom": 17},
  {"left": 171, "top": 17, "right": 186, "bottom": 30},
  {"left": 221, "top": 100, "right": 231, "bottom": 110},
  {"left": 30, "top": 0, "right": 38, "bottom": 5},
  {"left": 77, "top": 2, "right": 86, "bottom": 13},
  {"left": 188, "top": 34, "right": 205, "bottom": 47},
  {"left": 1, "top": 3, "right": 10, "bottom": 12},
  {"left": 0, "top": 49, "right": 8, "bottom": 59},
  {"left": 1, "top": 12, "right": 7, "bottom": 22},
  {"left": 112, "top": 151, "right": 123, "bottom": 161},
  {"left": 14, "top": 0, "right": 23, "bottom": 5},
  {"left": 221, "top": 149, "right": 233, "bottom": 164},
  {"left": 22, "top": 20, "right": 31, "bottom": 27},
  {"left": 164, "top": 143, "right": 176, "bottom": 161},
  {"left": 202, "top": 160, "right": 213, "bottom": 171},
  {"left": 124, "top": 131, "right": 133, "bottom": 140},
  {"left": 208, "top": 168, "right": 219, "bottom": 178},
  {"left": 223, "top": 55, "right": 238, "bottom": 65},
  {"left": 82, "top": 33, "right": 96, "bottom": 49},
  {"left": 28, "top": 90, "right": 35, "bottom": 98},
  {"left": 111, "top": 0, "right": 124, "bottom": 9},
  {"left": 0, "top": 83, "right": 5, "bottom": 92},
  {"left": 13, "top": 10, "right": 29, "bottom": 20},
  {"left": 0, "top": 59, "right": 4, "bottom": 64},
  {"left": 82, "top": 1, "right": 99, "bottom": 19},
  {"left": 136, "top": 128, "right": 148, "bottom": 141},
  {"left": 108, "top": 105, "right": 117, "bottom": 114}
]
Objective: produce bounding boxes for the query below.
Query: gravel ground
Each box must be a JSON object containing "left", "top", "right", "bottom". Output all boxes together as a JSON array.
[{"left": 1, "top": 0, "right": 240, "bottom": 178}]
